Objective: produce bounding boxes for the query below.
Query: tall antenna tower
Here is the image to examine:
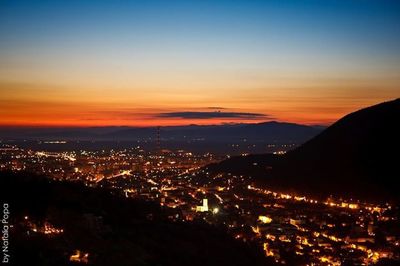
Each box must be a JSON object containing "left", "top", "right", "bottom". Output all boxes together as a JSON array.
[{"left": 156, "top": 126, "right": 161, "bottom": 154}]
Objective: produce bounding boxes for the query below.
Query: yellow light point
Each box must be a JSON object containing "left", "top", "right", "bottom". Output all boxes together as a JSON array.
[
  {"left": 214, "top": 193, "right": 223, "bottom": 203},
  {"left": 266, "top": 234, "right": 276, "bottom": 241},
  {"left": 251, "top": 226, "right": 260, "bottom": 235},
  {"left": 70, "top": 250, "right": 81, "bottom": 262},
  {"left": 280, "top": 193, "right": 291, "bottom": 199},
  {"left": 372, "top": 207, "right": 382, "bottom": 213},
  {"left": 195, "top": 198, "right": 208, "bottom": 212},
  {"left": 319, "top": 256, "right": 340, "bottom": 266},
  {"left": 320, "top": 256, "right": 329, "bottom": 263},
  {"left": 70, "top": 250, "right": 89, "bottom": 264},
  {"left": 349, "top": 203, "right": 359, "bottom": 209},
  {"left": 212, "top": 207, "right": 219, "bottom": 214},
  {"left": 328, "top": 235, "right": 341, "bottom": 242},
  {"left": 258, "top": 215, "right": 272, "bottom": 224},
  {"left": 279, "top": 235, "right": 291, "bottom": 242},
  {"left": 369, "top": 251, "right": 380, "bottom": 263},
  {"left": 263, "top": 243, "right": 275, "bottom": 257},
  {"left": 294, "top": 196, "right": 306, "bottom": 201}
]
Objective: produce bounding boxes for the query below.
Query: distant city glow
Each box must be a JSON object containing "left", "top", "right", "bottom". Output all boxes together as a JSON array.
[{"left": 2, "top": 141, "right": 398, "bottom": 264}]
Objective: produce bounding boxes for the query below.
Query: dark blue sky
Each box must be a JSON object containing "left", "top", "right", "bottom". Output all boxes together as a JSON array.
[{"left": 2, "top": 0, "right": 400, "bottom": 62}]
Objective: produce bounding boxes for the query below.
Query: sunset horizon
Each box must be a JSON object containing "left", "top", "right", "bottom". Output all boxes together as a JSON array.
[
  {"left": 0, "top": 97, "right": 397, "bottom": 128},
  {"left": 1, "top": 1, "right": 399, "bottom": 127}
]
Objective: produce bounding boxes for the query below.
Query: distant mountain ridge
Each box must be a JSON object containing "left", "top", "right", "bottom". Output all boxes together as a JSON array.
[
  {"left": 0, "top": 121, "right": 323, "bottom": 143},
  {"left": 207, "top": 99, "right": 400, "bottom": 201},
  {"left": 111, "top": 121, "right": 322, "bottom": 142}
]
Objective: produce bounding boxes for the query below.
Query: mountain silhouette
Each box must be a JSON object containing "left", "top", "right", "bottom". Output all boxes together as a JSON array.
[
  {"left": 0, "top": 121, "right": 322, "bottom": 143},
  {"left": 0, "top": 122, "right": 322, "bottom": 154},
  {"left": 207, "top": 99, "right": 400, "bottom": 201}
]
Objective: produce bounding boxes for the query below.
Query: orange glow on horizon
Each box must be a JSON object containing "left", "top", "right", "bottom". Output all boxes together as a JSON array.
[
  {"left": 0, "top": 97, "right": 396, "bottom": 128},
  {"left": 1, "top": 79, "right": 398, "bottom": 127}
]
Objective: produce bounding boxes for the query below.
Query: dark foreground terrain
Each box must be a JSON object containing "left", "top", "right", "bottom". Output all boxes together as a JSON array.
[{"left": 0, "top": 171, "right": 270, "bottom": 266}]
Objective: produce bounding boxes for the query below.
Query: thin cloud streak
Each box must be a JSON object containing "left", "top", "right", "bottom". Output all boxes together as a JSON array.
[
  {"left": 155, "top": 111, "right": 269, "bottom": 120},
  {"left": 206, "top": 107, "right": 228, "bottom": 110}
]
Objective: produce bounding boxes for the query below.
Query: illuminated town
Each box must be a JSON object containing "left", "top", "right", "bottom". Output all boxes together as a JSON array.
[
  {"left": 1, "top": 141, "right": 399, "bottom": 265},
  {"left": 2, "top": 0, "right": 400, "bottom": 265}
]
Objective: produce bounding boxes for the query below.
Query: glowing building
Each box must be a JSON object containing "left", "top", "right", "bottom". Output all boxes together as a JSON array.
[{"left": 196, "top": 199, "right": 209, "bottom": 212}]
